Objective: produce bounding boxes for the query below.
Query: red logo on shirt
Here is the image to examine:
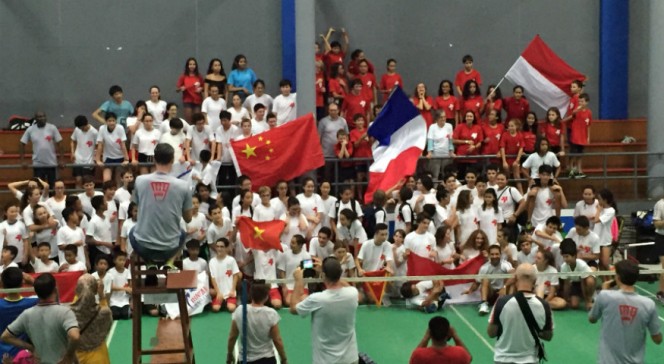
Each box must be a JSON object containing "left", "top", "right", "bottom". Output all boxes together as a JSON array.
[
  {"left": 115, "top": 138, "right": 122, "bottom": 146},
  {"left": 380, "top": 254, "right": 385, "bottom": 261},
  {"left": 619, "top": 305, "right": 638, "bottom": 324},
  {"left": 51, "top": 228, "right": 57, "bottom": 236},
  {"left": 86, "top": 141, "right": 93, "bottom": 148},
  {"left": 500, "top": 196, "right": 508, "bottom": 203},
  {"left": 151, "top": 139, "right": 157, "bottom": 145},
  {"left": 313, "top": 207, "right": 318, "bottom": 214},
  {"left": 150, "top": 181, "right": 170, "bottom": 200},
  {"left": 178, "top": 144, "right": 184, "bottom": 150},
  {"left": 225, "top": 269, "right": 233, "bottom": 277},
  {"left": 546, "top": 199, "right": 553, "bottom": 206},
  {"left": 203, "top": 139, "right": 209, "bottom": 145},
  {"left": 15, "top": 234, "right": 22, "bottom": 241},
  {"left": 268, "top": 258, "right": 274, "bottom": 266},
  {"left": 425, "top": 245, "right": 432, "bottom": 252},
  {"left": 583, "top": 246, "right": 590, "bottom": 253},
  {"left": 491, "top": 219, "right": 498, "bottom": 226},
  {"left": 45, "top": 135, "right": 52, "bottom": 142}
]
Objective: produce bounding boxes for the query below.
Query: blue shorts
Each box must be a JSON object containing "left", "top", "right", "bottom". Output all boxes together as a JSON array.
[{"left": 129, "top": 227, "right": 186, "bottom": 262}]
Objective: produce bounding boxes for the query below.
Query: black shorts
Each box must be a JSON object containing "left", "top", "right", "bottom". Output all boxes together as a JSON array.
[
  {"left": 339, "top": 166, "right": 355, "bottom": 181},
  {"left": 104, "top": 157, "right": 125, "bottom": 165},
  {"left": 586, "top": 259, "right": 599, "bottom": 268},
  {"left": 550, "top": 145, "right": 562, "bottom": 155},
  {"left": 182, "top": 102, "right": 201, "bottom": 109},
  {"left": 73, "top": 166, "right": 95, "bottom": 177},
  {"left": 520, "top": 153, "right": 531, "bottom": 165},
  {"left": 655, "top": 233, "right": 664, "bottom": 257},
  {"left": 569, "top": 143, "right": 585, "bottom": 154},
  {"left": 355, "top": 163, "right": 368, "bottom": 173},
  {"left": 138, "top": 153, "right": 155, "bottom": 163},
  {"left": 569, "top": 281, "right": 583, "bottom": 297}
]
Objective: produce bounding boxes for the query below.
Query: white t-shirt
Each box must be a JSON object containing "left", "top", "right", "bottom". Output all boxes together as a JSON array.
[
  {"left": 456, "top": 208, "right": 479, "bottom": 246},
  {"left": 250, "top": 118, "right": 269, "bottom": 135},
  {"left": 243, "top": 93, "right": 274, "bottom": 116},
  {"left": 186, "top": 212, "right": 208, "bottom": 244},
  {"left": 146, "top": 100, "right": 168, "bottom": 125},
  {"left": 24, "top": 203, "right": 51, "bottom": 228},
  {"left": 232, "top": 305, "right": 280, "bottom": 362},
  {"left": 433, "top": 241, "right": 456, "bottom": 269},
  {"left": 295, "top": 286, "right": 359, "bottom": 364},
  {"left": 159, "top": 131, "right": 186, "bottom": 162},
  {"left": 87, "top": 214, "right": 113, "bottom": 255},
  {"left": 535, "top": 265, "right": 559, "bottom": 295},
  {"left": 159, "top": 118, "right": 190, "bottom": 135},
  {"left": 77, "top": 191, "right": 103, "bottom": 217},
  {"left": 427, "top": 122, "right": 454, "bottom": 157},
  {"left": 253, "top": 204, "right": 279, "bottom": 222},
  {"left": 517, "top": 246, "right": 538, "bottom": 265},
  {"left": 91, "top": 271, "right": 113, "bottom": 303},
  {"left": 408, "top": 192, "right": 437, "bottom": 214},
  {"left": 394, "top": 203, "right": 414, "bottom": 232},
  {"left": 120, "top": 219, "right": 136, "bottom": 256},
  {"left": 45, "top": 197, "right": 66, "bottom": 223},
  {"left": 522, "top": 152, "right": 560, "bottom": 178},
  {"left": 501, "top": 243, "right": 518, "bottom": 263},
  {"left": 60, "top": 260, "right": 86, "bottom": 272},
  {"left": 328, "top": 199, "right": 364, "bottom": 221},
  {"left": 201, "top": 97, "right": 227, "bottom": 132},
  {"left": 296, "top": 193, "right": 325, "bottom": 236},
  {"left": 272, "top": 93, "right": 297, "bottom": 125},
  {"left": 560, "top": 258, "right": 592, "bottom": 282},
  {"left": 530, "top": 187, "right": 555, "bottom": 228},
  {"left": 228, "top": 107, "right": 250, "bottom": 125},
  {"left": 97, "top": 125, "right": 127, "bottom": 160},
  {"left": 358, "top": 240, "right": 393, "bottom": 272},
  {"left": 308, "top": 238, "right": 334, "bottom": 259},
  {"left": 214, "top": 125, "right": 241, "bottom": 163},
  {"left": 339, "top": 252, "right": 356, "bottom": 277},
  {"left": 183, "top": 257, "right": 208, "bottom": 274},
  {"left": 32, "top": 258, "right": 59, "bottom": 273},
  {"left": 336, "top": 220, "right": 368, "bottom": 246},
  {"left": 392, "top": 243, "right": 408, "bottom": 277},
  {"left": 186, "top": 125, "right": 215, "bottom": 162},
  {"left": 114, "top": 188, "right": 132, "bottom": 206},
  {"left": 477, "top": 260, "right": 513, "bottom": 289},
  {"left": 566, "top": 227, "right": 601, "bottom": 255},
  {"left": 593, "top": 207, "right": 616, "bottom": 246},
  {"left": 654, "top": 199, "right": 664, "bottom": 236},
  {"left": 281, "top": 213, "right": 309, "bottom": 246},
  {"left": 56, "top": 225, "right": 86, "bottom": 264},
  {"left": 404, "top": 231, "right": 436, "bottom": 258},
  {"left": 495, "top": 186, "right": 524, "bottom": 220},
  {"left": 574, "top": 199, "right": 599, "bottom": 230},
  {"left": 210, "top": 255, "right": 240, "bottom": 297},
  {"left": 108, "top": 267, "right": 131, "bottom": 307},
  {"left": 71, "top": 126, "right": 98, "bottom": 164},
  {"left": 277, "top": 249, "right": 311, "bottom": 289},
  {"left": 131, "top": 128, "right": 161, "bottom": 155},
  {"left": 253, "top": 249, "right": 280, "bottom": 288},
  {"left": 476, "top": 205, "right": 504, "bottom": 245},
  {"left": 320, "top": 196, "right": 337, "bottom": 229},
  {"left": 206, "top": 218, "right": 232, "bottom": 258}
]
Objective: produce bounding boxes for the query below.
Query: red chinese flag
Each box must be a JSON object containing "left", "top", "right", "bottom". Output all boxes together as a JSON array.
[
  {"left": 362, "top": 270, "right": 390, "bottom": 307},
  {"left": 230, "top": 114, "right": 325, "bottom": 190},
  {"left": 236, "top": 216, "right": 286, "bottom": 252},
  {"left": 13, "top": 271, "right": 84, "bottom": 303},
  {"left": 407, "top": 254, "right": 485, "bottom": 286}
]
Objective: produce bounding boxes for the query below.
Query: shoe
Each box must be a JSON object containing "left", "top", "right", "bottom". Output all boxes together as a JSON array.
[
  {"left": 576, "top": 172, "right": 587, "bottom": 179},
  {"left": 568, "top": 169, "right": 576, "bottom": 179},
  {"left": 161, "top": 262, "right": 179, "bottom": 272},
  {"left": 425, "top": 302, "right": 438, "bottom": 313},
  {"left": 438, "top": 292, "right": 451, "bottom": 311},
  {"left": 145, "top": 264, "right": 158, "bottom": 287},
  {"left": 478, "top": 301, "right": 490, "bottom": 315},
  {"left": 381, "top": 295, "right": 392, "bottom": 307},
  {"left": 657, "top": 292, "right": 664, "bottom": 306}
]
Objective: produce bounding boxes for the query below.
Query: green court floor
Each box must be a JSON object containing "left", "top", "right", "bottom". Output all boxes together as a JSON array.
[{"left": 109, "top": 282, "right": 664, "bottom": 363}]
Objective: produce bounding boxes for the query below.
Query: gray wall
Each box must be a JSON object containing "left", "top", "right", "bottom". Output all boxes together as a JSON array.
[
  {"left": 316, "top": 0, "right": 601, "bottom": 119},
  {"left": 0, "top": 0, "right": 648, "bottom": 126},
  {"left": 0, "top": 0, "right": 283, "bottom": 127}
]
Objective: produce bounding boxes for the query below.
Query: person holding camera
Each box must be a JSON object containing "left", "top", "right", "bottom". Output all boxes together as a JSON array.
[
  {"left": 409, "top": 316, "right": 471, "bottom": 364},
  {"left": 227, "top": 282, "right": 287, "bottom": 364},
  {"left": 290, "top": 257, "right": 359, "bottom": 364}
]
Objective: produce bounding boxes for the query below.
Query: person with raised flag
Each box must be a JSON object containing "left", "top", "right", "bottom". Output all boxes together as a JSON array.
[
  {"left": 363, "top": 86, "right": 426, "bottom": 204},
  {"left": 504, "top": 35, "right": 586, "bottom": 117}
]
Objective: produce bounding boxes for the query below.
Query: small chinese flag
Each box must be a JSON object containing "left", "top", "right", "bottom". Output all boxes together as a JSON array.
[
  {"left": 236, "top": 216, "right": 286, "bottom": 252},
  {"left": 230, "top": 113, "right": 325, "bottom": 190},
  {"left": 362, "top": 270, "right": 390, "bottom": 307}
]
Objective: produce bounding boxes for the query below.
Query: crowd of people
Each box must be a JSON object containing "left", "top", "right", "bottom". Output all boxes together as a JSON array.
[{"left": 1, "top": 28, "right": 663, "bottom": 364}]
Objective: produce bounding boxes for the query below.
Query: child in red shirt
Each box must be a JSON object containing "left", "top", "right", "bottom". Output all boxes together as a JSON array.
[
  {"left": 334, "top": 129, "right": 355, "bottom": 183},
  {"left": 434, "top": 80, "right": 459, "bottom": 126},
  {"left": 482, "top": 85, "right": 503, "bottom": 124},
  {"left": 541, "top": 107, "right": 566, "bottom": 157},
  {"left": 328, "top": 63, "right": 348, "bottom": 107},
  {"left": 503, "top": 85, "right": 530, "bottom": 124},
  {"left": 455, "top": 54, "right": 482, "bottom": 96},
  {"left": 481, "top": 109, "right": 504, "bottom": 164},
  {"left": 342, "top": 79, "right": 370, "bottom": 127},
  {"left": 500, "top": 119, "right": 525, "bottom": 193},
  {"left": 355, "top": 60, "right": 377, "bottom": 107},
  {"left": 350, "top": 115, "right": 372, "bottom": 202},
  {"left": 413, "top": 83, "right": 434, "bottom": 127},
  {"left": 176, "top": 57, "right": 204, "bottom": 123},
  {"left": 315, "top": 62, "right": 326, "bottom": 121},
  {"left": 453, "top": 111, "right": 484, "bottom": 177},
  {"left": 563, "top": 80, "right": 585, "bottom": 124},
  {"left": 321, "top": 27, "right": 349, "bottom": 76},
  {"left": 521, "top": 112, "right": 538, "bottom": 160},
  {"left": 569, "top": 93, "right": 592, "bottom": 178},
  {"left": 459, "top": 80, "right": 483, "bottom": 126},
  {"left": 379, "top": 59, "right": 404, "bottom": 104},
  {"left": 348, "top": 49, "right": 375, "bottom": 77}
]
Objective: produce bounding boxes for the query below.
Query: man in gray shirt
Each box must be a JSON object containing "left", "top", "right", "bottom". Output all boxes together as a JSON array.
[
  {"left": 317, "top": 103, "right": 348, "bottom": 181},
  {"left": 19, "top": 111, "right": 64, "bottom": 187},
  {"left": 130, "top": 143, "right": 193, "bottom": 265},
  {"left": 589, "top": 260, "right": 662, "bottom": 364},
  {"left": 1, "top": 273, "right": 80, "bottom": 364}
]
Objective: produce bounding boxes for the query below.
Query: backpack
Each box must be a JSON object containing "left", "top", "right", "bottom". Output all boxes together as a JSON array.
[
  {"left": 397, "top": 202, "right": 415, "bottom": 225},
  {"left": 362, "top": 204, "right": 385, "bottom": 238},
  {"left": 335, "top": 199, "right": 357, "bottom": 216},
  {"left": 7, "top": 115, "right": 34, "bottom": 130}
]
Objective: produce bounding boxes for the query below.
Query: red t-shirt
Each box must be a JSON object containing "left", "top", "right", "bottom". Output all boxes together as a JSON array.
[
  {"left": 334, "top": 141, "right": 354, "bottom": 168},
  {"left": 503, "top": 97, "right": 530, "bottom": 123},
  {"left": 343, "top": 92, "right": 370, "bottom": 125},
  {"left": 409, "top": 346, "right": 472, "bottom": 364},
  {"left": 481, "top": 123, "right": 505, "bottom": 156},
  {"left": 380, "top": 73, "right": 404, "bottom": 102},
  {"left": 483, "top": 99, "right": 503, "bottom": 122},
  {"left": 328, "top": 77, "right": 347, "bottom": 100},
  {"left": 348, "top": 58, "right": 375, "bottom": 77},
  {"left": 356, "top": 73, "right": 377, "bottom": 103},
  {"left": 349, "top": 129, "right": 372, "bottom": 159},
  {"left": 434, "top": 95, "right": 459, "bottom": 121},
  {"left": 567, "top": 94, "right": 579, "bottom": 117},
  {"left": 570, "top": 108, "right": 592, "bottom": 145},
  {"left": 324, "top": 51, "right": 346, "bottom": 75},
  {"left": 453, "top": 123, "right": 484, "bottom": 162},
  {"left": 315, "top": 72, "right": 325, "bottom": 107},
  {"left": 461, "top": 96, "right": 484, "bottom": 120},
  {"left": 500, "top": 131, "right": 525, "bottom": 163},
  {"left": 176, "top": 74, "right": 205, "bottom": 105},
  {"left": 455, "top": 69, "right": 482, "bottom": 91},
  {"left": 413, "top": 96, "right": 435, "bottom": 127},
  {"left": 522, "top": 130, "right": 536, "bottom": 153},
  {"left": 541, "top": 122, "right": 565, "bottom": 147}
]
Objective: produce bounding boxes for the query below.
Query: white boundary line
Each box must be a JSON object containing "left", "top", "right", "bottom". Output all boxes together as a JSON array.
[
  {"left": 449, "top": 305, "right": 495, "bottom": 352},
  {"left": 634, "top": 285, "right": 664, "bottom": 322},
  {"left": 105, "top": 321, "right": 118, "bottom": 346}
]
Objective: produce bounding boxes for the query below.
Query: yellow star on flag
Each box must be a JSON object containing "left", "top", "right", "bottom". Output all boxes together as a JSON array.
[
  {"left": 242, "top": 144, "right": 257, "bottom": 159},
  {"left": 266, "top": 140, "right": 271, "bottom": 145},
  {"left": 253, "top": 226, "right": 265, "bottom": 240},
  {"left": 258, "top": 136, "right": 264, "bottom": 142}
]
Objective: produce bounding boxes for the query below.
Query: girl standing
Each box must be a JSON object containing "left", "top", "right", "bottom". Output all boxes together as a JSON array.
[
  {"left": 594, "top": 189, "right": 617, "bottom": 273},
  {"left": 477, "top": 189, "right": 504, "bottom": 245},
  {"left": 176, "top": 57, "right": 204, "bottom": 123},
  {"left": 227, "top": 54, "right": 257, "bottom": 101},
  {"left": 203, "top": 58, "right": 227, "bottom": 99}
]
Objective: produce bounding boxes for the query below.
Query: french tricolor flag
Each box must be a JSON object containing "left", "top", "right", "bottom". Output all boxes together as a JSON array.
[
  {"left": 364, "top": 86, "right": 426, "bottom": 203},
  {"left": 505, "top": 35, "right": 586, "bottom": 118}
]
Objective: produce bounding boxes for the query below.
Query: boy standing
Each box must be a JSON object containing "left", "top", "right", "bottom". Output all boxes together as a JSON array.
[
  {"left": 0, "top": 201, "right": 29, "bottom": 266},
  {"left": 19, "top": 111, "right": 63, "bottom": 187},
  {"left": 70, "top": 115, "right": 98, "bottom": 189},
  {"left": 272, "top": 79, "right": 297, "bottom": 125},
  {"left": 568, "top": 93, "right": 592, "bottom": 178},
  {"left": 57, "top": 207, "right": 88, "bottom": 270},
  {"left": 206, "top": 205, "right": 232, "bottom": 259},
  {"left": 108, "top": 251, "right": 131, "bottom": 319},
  {"left": 87, "top": 195, "right": 114, "bottom": 268}
]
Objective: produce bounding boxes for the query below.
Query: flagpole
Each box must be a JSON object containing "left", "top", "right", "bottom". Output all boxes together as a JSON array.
[{"left": 488, "top": 77, "right": 507, "bottom": 99}]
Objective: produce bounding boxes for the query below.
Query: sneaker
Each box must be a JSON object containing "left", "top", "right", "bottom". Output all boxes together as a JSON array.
[
  {"left": 437, "top": 292, "right": 451, "bottom": 311},
  {"left": 381, "top": 295, "right": 392, "bottom": 307},
  {"left": 568, "top": 169, "right": 577, "bottom": 179},
  {"left": 657, "top": 291, "right": 664, "bottom": 306},
  {"left": 478, "top": 301, "right": 490, "bottom": 315},
  {"left": 425, "top": 302, "right": 438, "bottom": 313},
  {"left": 576, "top": 172, "right": 587, "bottom": 179},
  {"left": 161, "top": 262, "right": 179, "bottom": 272}
]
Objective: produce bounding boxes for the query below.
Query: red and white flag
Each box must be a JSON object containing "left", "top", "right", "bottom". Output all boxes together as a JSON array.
[{"left": 505, "top": 35, "right": 586, "bottom": 118}]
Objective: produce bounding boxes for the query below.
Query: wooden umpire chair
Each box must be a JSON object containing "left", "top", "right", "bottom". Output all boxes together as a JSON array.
[{"left": 130, "top": 254, "right": 196, "bottom": 364}]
